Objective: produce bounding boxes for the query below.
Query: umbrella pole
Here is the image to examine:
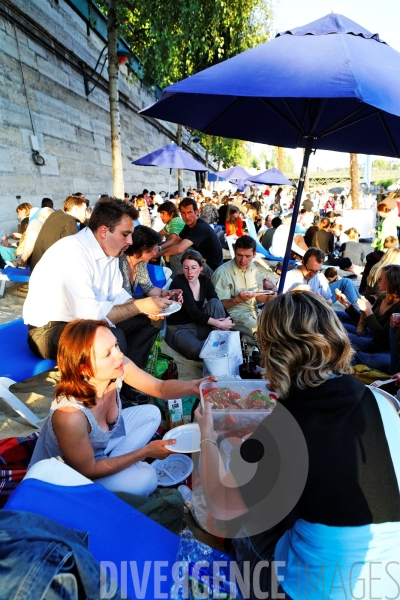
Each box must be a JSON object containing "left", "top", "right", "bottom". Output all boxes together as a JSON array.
[
  {"left": 169, "top": 168, "right": 171, "bottom": 196},
  {"left": 277, "top": 138, "right": 314, "bottom": 294}
]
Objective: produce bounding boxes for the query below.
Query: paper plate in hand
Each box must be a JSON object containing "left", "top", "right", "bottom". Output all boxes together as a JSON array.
[
  {"left": 163, "top": 423, "right": 201, "bottom": 453},
  {"left": 142, "top": 301, "right": 181, "bottom": 317}
]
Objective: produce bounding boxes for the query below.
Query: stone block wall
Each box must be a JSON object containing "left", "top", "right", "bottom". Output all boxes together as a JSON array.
[{"left": 0, "top": 0, "right": 209, "bottom": 230}]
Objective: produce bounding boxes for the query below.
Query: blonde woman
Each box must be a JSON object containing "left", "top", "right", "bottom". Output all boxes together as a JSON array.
[
  {"left": 196, "top": 291, "right": 400, "bottom": 599},
  {"left": 366, "top": 247, "right": 400, "bottom": 289},
  {"left": 359, "top": 236, "right": 399, "bottom": 295},
  {"left": 136, "top": 195, "right": 152, "bottom": 227}
]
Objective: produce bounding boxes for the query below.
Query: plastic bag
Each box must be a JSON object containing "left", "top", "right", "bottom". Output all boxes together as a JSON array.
[
  {"left": 199, "top": 331, "right": 242, "bottom": 377},
  {"left": 171, "top": 527, "right": 240, "bottom": 599}
]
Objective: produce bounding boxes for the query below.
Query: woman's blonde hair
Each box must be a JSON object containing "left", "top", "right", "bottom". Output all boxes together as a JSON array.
[
  {"left": 258, "top": 291, "right": 353, "bottom": 398},
  {"left": 367, "top": 248, "right": 400, "bottom": 288},
  {"left": 344, "top": 227, "right": 359, "bottom": 240}
]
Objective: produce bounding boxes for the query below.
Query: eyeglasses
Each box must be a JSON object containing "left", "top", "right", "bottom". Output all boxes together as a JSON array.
[{"left": 304, "top": 264, "right": 321, "bottom": 275}]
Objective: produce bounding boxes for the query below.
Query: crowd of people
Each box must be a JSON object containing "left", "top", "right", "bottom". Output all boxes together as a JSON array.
[{"left": 2, "top": 182, "right": 400, "bottom": 599}]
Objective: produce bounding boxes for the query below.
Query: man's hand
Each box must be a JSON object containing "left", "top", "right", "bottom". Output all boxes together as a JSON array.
[
  {"left": 237, "top": 290, "right": 257, "bottom": 302},
  {"left": 134, "top": 296, "right": 173, "bottom": 315}
]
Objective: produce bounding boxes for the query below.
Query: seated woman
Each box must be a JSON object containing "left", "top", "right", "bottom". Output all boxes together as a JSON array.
[
  {"left": 360, "top": 246, "right": 400, "bottom": 302},
  {"left": 336, "top": 264, "right": 400, "bottom": 371},
  {"left": 29, "top": 319, "right": 208, "bottom": 496},
  {"left": 0, "top": 202, "right": 32, "bottom": 265},
  {"left": 293, "top": 224, "right": 319, "bottom": 256},
  {"left": 166, "top": 249, "right": 233, "bottom": 360},
  {"left": 136, "top": 195, "right": 152, "bottom": 227},
  {"left": 196, "top": 291, "right": 400, "bottom": 600},
  {"left": 225, "top": 206, "right": 244, "bottom": 237},
  {"left": 119, "top": 225, "right": 172, "bottom": 299},
  {"left": 311, "top": 217, "right": 362, "bottom": 274},
  {"left": 6, "top": 207, "right": 53, "bottom": 269},
  {"left": 359, "top": 235, "right": 399, "bottom": 295}
]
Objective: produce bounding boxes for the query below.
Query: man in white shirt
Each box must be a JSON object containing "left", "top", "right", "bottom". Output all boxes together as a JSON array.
[
  {"left": 281, "top": 247, "right": 332, "bottom": 305},
  {"left": 23, "top": 198, "right": 170, "bottom": 369},
  {"left": 270, "top": 214, "right": 306, "bottom": 258}
]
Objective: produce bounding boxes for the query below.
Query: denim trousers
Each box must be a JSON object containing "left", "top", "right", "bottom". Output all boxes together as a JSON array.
[
  {"left": 166, "top": 297, "right": 226, "bottom": 360},
  {"left": 330, "top": 278, "right": 361, "bottom": 305},
  {"left": 347, "top": 332, "right": 391, "bottom": 372},
  {"left": 0, "top": 510, "right": 121, "bottom": 599}
]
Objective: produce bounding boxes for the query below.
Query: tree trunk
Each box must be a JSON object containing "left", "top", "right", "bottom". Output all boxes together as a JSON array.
[
  {"left": 277, "top": 147, "right": 283, "bottom": 172},
  {"left": 177, "top": 124, "right": 183, "bottom": 196},
  {"left": 107, "top": 0, "right": 124, "bottom": 198},
  {"left": 350, "top": 153, "right": 360, "bottom": 210}
]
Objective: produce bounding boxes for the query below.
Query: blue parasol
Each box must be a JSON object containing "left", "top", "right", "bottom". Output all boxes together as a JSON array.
[
  {"left": 132, "top": 142, "right": 208, "bottom": 194},
  {"left": 141, "top": 14, "right": 400, "bottom": 291}
]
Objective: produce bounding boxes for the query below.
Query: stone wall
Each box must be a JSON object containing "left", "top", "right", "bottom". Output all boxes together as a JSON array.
[{"left": 0, "top": 0, "right": 209, "bottom": 230}]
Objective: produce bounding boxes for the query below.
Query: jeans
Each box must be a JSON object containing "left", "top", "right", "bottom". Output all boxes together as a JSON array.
[
  {"left": 28, "top": 314, "right": 159, "bottom": 370},
  {"left": 166, "top": 298, "right": 226, "bottom": 360},
  {"left": 347, "top": 332, "right": 391, "bottom": 372},
  {"left": 330, "top": 278, "right": 361, "bottom": 305},
  {"left": 0, "top": 510, "right": 121, "bottom": 599}
]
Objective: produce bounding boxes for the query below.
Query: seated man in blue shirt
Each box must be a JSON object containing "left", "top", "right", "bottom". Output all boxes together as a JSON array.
[{"left": 282, "top": 247, "right": 332, "bottom": 304}]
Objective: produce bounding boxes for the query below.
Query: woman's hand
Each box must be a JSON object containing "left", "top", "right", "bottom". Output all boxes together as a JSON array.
[
  {"left": 356, "top": 297, "right": 373, "bottom": 315},
  {"left": 335, "top": 291, "right": 351, "bottom": 308},
  {"left": 214, "top": 317, "right": 234, "bottom": 331},
  {"left": 194, "top": 401, "right": 217, "bottom": 440},
  {"left": 189, "top": 375, "right": 218, "bottom": 398},
  {"left": 144, "top": 439, "right": 176, "bottom": 459}
]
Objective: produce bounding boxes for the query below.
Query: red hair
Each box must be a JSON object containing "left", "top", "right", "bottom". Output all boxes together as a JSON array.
[{"left": 55, "top": 319, "right": 111, "bottom": 408}]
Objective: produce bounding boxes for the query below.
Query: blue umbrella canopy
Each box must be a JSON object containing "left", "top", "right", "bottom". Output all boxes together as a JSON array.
[
  {"left": 132, "top": 142, "right": 208, "bottom": 171},
  {"left": 141, "top": 14, "right": 400, "bottom": 291},
  {"left": 141, "top": 14, "right": 400, "bottom": 157},
  {"left": 215, "top": 165, "right": 252, "bottom": 180},
  {"left": 248, "top": 168, "right": 295, "bottom": 186}
]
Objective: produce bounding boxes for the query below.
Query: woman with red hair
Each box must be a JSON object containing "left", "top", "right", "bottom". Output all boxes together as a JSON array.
[{"left": 29, "top": 319, "right": 207, "bottom": 496}]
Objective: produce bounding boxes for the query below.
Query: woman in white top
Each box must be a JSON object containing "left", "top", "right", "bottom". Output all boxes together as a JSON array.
[{"left": 29, "top": 319, "right": 209, "bottom": 496}]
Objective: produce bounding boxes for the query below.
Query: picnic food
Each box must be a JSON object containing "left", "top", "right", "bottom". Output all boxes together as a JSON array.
[{"left": 203, "top": 387, "right": 277, "bottom": 410}]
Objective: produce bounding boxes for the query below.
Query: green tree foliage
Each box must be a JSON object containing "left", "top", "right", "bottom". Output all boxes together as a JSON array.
[
  {"left": 96, "top": 0, "right": 273, "bottom": 170},
  {"left": 372, "top": 159, "right": 390, "bottom": 170},
  {"left": 97, "top": 0, "right": 272, "bottom": 87},
  {"left": 375, "top": 179, "right": 395, "bottom": 188}
]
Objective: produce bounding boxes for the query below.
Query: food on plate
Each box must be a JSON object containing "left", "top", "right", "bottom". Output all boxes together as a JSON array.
[{"left": 203, "top": 387, "right": 277, "bottom": 410}]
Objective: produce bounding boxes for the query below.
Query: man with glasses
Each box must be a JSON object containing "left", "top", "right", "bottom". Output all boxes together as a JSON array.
[
  {"left": 282, "top": 247, "right": 332, "bottom": 305},
  {"left": 212, "top": 236, "right": 274, "bottom": 344}
]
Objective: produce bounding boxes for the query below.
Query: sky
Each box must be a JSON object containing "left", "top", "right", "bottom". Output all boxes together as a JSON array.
[{"left": 253, "top": 0, "right": 400, "bottom": 172}]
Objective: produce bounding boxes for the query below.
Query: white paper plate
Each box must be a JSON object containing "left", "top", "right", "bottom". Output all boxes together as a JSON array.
[
  {"left": 163, "top": 423, "right": 201, "bottom": 453},
  {"left": 152, "top": 454, "right": 193, "bottom": 486},
  {"left": 142, "top": 301, "right": 181, "bottom": 317}
]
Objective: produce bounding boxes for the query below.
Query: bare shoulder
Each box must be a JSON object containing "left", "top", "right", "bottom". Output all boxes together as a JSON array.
[{"left": 52, "top": 404, "right": 88, "bottom": 433}]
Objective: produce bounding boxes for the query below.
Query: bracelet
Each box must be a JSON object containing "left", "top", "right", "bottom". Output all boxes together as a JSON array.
[{"left": 200, "top": 438, "right": 217, "bottom": 447}]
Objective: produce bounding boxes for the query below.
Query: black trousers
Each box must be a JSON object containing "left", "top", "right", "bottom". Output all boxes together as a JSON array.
[{"left": 27, "top": 315, "right": 161, "bottom": 370}]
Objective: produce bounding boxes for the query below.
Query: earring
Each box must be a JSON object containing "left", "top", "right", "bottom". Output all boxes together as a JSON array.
[{"left": 82, "top": 376, "right": 89, "bottom": 382}]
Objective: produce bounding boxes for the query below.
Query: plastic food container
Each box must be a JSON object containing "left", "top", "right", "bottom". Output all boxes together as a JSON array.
[{"left": 199, "top": 379, "right": 277, "bottom": 436}]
